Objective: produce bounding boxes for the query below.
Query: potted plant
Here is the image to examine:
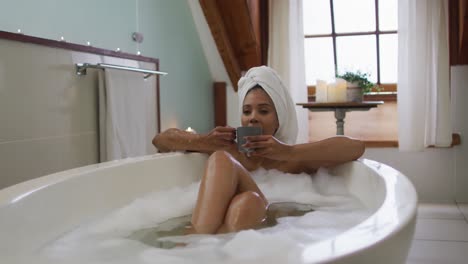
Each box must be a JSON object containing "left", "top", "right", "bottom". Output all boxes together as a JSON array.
[{"left": 336, "top": 71, "right": 381, "bottom": 102}]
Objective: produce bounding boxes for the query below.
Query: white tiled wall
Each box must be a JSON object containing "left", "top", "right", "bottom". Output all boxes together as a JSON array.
[
  {"left": 0, "top": 37, "right": 161, "bottom": 190},
  {"left": 0, "top": 39, "right": 102, "bottom": 189},
  {"left": 451, "top": 66, "right": 468, "bottom": 202},
  {"left": 363, "top": 66, "right": 468, "bottom": 203},
  {"left": 363, "top": 148, "right": 456, "bottom": 202},
  {"left": 0, "top": 37, "right": 160, "bottom": 190}
]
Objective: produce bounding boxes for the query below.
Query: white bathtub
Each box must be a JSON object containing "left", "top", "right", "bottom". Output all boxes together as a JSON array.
[{"left": 0, "top": 152, "right": 417, "bottom": 263}]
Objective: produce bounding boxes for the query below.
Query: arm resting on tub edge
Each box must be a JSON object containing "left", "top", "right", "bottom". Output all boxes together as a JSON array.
[
  {"left": 292, "top": 136, "right": 366, "bottom": 171},
  {"left": 152, "top": 127, "right": 236, "bottom": 154},
  {"left": 153, "top": 128, "right": 207, "bottom": 153}
]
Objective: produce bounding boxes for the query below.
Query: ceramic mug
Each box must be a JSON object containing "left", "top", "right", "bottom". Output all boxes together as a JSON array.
[{"left": 236, "top": 126, "right": 263, "bottom": 153}]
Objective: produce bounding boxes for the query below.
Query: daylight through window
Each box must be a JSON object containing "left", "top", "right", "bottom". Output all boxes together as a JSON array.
[{"left": 303, "top": 0, "right": 398, "bottom": 87}]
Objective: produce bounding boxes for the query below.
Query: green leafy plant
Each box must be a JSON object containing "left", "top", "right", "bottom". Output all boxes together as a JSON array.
[{"left": 336, "top": 71, "right": 381, "bottom": 94}]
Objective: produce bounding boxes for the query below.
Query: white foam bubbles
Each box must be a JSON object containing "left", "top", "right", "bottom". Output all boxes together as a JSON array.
[{"left": 38, "top": 167, "right": 371, "bottom": 264}]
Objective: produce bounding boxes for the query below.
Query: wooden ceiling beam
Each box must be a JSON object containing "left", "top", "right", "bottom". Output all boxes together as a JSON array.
[
  {"left": 449, "top": 0, "right": 468, "bottom": 65},
  {"left": 459, "top": 0, "right": 468, "bottom": 63},
  {"left": 217, "top": 0, "right": 262, "bottom": 70},
  {"left": 199, "top": 0, "right": 243, "bottom": 91},
  {"left": 199, "top": 0, "right": 267, "bottom": 91}
]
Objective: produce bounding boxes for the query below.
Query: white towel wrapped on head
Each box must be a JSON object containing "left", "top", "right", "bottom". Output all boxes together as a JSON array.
[{"left": 238, "top": 66, "right": 298, "bottom": 144}]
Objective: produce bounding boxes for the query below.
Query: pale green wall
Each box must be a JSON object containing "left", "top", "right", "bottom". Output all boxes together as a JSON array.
[{"left": 0, "top": 0, "right": 213, "bottom": 133}]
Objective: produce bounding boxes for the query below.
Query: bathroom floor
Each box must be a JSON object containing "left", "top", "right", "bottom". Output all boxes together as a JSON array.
[{"left": 406, "top": 202, "right": 468, "bottom": 264}]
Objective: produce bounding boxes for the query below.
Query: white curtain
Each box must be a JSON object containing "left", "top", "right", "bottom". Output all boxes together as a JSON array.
[
  {"left": 268, "top": 0, "right": 309, "bottom": 144},
  {"left": 398, "top": 0, "right": 452, "bottom": 151}
]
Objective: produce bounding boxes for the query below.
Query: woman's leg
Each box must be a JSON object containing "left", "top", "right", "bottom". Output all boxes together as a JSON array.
[
  {"left": 190, "top": 151, "right": 267, "bottom": 234},
  {"left": 216, "top": 190, "right": 267, "bottom": 233}
]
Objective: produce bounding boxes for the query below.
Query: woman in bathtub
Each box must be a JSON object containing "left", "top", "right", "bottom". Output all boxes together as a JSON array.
[{"left": 152, "top": 66, "right": 365, "bottom": 235}]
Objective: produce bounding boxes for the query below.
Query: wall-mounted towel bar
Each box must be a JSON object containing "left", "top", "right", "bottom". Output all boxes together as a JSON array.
[{"left": 75, "top": 63, "right": 168, "bottom": 79}]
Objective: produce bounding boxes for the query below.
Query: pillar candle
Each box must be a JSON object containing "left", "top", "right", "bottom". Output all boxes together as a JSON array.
[
  {"left": 316, "top": 80, "right": 328, "bottom": 102},
  {"left": 327, "top": 82, "right": 337, "bottom": 102},
  {"left": 335, "top": 78, "right": 347, "bottom": 102}
]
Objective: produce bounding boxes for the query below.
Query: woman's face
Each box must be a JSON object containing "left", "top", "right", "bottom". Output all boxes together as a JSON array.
[{"left": 241, "top": 88, "right": 279, "bottom": 136}]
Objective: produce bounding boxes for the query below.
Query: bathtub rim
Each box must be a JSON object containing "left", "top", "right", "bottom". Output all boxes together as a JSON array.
[
  {"left": 301, "top": 158, "right": 418, "bottom": 263},
  {"left": 0, "top": 153, "right": 418, "bottom": 263},
  {"left": 0, "top": 152, "right": 186, "bottom": 207}
]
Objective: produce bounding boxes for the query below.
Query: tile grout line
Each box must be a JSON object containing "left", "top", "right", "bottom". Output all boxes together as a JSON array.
[
  {"left": 417, "top": 216, "right": 466, "bottom": 220},
  {"left": 413, "top": 238, "right": 468, "bottom": 243},
  {"left": 0, "top": 131, "right": 96, "bottom": 145},
  {"left": 456, "top": 202, "right": 468, "bottom": 223},
  {"left": 417, "top": 202, "right": 466, "bottom": 221},
  {"left": 416, "top": 217, "right": 468, "bottom": 221}
]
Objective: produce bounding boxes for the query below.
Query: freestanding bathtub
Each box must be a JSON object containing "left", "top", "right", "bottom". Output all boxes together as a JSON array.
[{"left": 0, "top": 152, "right": 417, "bottom": 263}]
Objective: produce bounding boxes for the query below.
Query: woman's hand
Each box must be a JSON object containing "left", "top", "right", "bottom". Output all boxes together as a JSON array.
[
  {"left": 243, "top": 135, "right": 293, "bottom": 160},
  {"left": 202, "top": 126, "right": 236, "bottom": 151}
]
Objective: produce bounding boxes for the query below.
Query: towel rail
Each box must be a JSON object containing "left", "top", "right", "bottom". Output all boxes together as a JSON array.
[{"left": 76, "top": 63, "right": 168, "bottom": 79}]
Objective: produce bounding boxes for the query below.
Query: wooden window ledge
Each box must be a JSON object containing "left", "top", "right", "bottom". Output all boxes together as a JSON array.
[
  {"left": 308, "top": 93, "right": 397, "bottom": 103},
  {"left": 363, "top": 133, "right": 461, "bottom": 148}
]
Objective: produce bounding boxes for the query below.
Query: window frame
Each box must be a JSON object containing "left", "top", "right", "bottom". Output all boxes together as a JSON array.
[{"left": 304, "top": 0, "right": 397, "bottom": 100}]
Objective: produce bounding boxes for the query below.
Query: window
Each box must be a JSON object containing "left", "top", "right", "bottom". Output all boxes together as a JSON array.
[{"left": 303, "top": 0, "right": 398, "bottom": 90}]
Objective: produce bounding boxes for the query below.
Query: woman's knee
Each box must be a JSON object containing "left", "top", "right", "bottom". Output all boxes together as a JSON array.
[
  {"left": 206, "top": 150, "right": 238, "bottom": 175},
  {"left": 208, "top": 150, "right": 234, "bottom": 164},
  {"left": 223, "top": 191, "right": 267, "bottom": 231}
]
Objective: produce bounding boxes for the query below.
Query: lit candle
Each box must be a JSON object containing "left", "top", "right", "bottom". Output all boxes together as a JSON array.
[
  {"left": 316, "top": 80, "right": 328, "bottom": 102},
  {"left": 185, "top": 127, "right": 196, "bottom": 134}
]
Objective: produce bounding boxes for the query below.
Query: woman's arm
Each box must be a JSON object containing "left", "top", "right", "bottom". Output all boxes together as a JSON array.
[
  {"left": 290, "top": 136, "right": 365, "bottom": 168},
  {"left": 245, "top": 135, "right": 365, "bottom": 170},
  {"left": 152, "top": 127, "right": 236, "bottom": 153}
]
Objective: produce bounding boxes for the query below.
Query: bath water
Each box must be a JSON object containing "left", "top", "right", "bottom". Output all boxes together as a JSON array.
[
  {"left": 39, "top": 168, "right": 372, "bottom": 264},
  {"left": 128, "top": 202, "right": 316, "bottom": 249}
]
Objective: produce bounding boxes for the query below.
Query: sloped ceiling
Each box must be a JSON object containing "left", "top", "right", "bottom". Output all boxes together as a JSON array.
[
  {"left": 199, "top": 0, "right": 268, "bottom": 91},
  {"left": 202, "top": 0, "right": 468, "bottom": 75}
]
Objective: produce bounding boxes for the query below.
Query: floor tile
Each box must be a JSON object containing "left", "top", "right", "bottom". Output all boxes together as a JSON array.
[
  {"left": 457, "top": 203, "right": 468, "bottom": 222},
  {"left": 418, "top": 203, "right": 465, "bottom": 220},
  {"left": 414, "top": 218, "right": 468, "bottom": 241},
  {"left": 406, "top": 240, "right": 468, "bottom": 264}
]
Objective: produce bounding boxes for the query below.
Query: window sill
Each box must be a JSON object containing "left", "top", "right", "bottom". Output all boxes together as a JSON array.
[
  {"left": 308, "top": 92, "right": 397, "bottom": 103},
  {"left": 363, "top": 133, "right": 461, "bottom": 148},
  {"left": 363, "top": 92, "right": 397, "bottom": 102},
  {"left": 305, "top": 98, "right": 461, "bottom": 148},
  {"left": 363, "top": 140, "right": 399, "bottom": 148}
]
